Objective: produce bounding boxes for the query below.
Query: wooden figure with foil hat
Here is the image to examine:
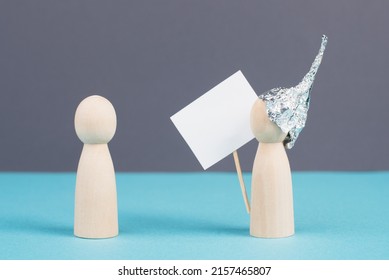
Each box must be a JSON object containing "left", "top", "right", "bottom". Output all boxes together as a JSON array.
[{"left": 248, "top": 35, "right": 328, "bottom": 238}]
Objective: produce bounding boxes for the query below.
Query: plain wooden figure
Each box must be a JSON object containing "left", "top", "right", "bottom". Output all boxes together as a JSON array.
[
  {"left": 74, "top": 95, "right": 118, "bottom": 239},
  {"left": 249, "top": 99, "right": 294, "bottom": 238}
]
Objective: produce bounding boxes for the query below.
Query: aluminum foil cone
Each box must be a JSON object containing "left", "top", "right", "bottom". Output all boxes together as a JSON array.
[{"left": 259, "top": 35, "right": 328, "bottom": 148}]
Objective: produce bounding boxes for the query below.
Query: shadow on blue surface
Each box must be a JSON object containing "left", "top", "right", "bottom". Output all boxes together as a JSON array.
[
  {"left": 0, "top": 217, "right": 72, "bottom": 238},
  {"left": 120, "top": 211, "right": 249, "bottom": 237}
]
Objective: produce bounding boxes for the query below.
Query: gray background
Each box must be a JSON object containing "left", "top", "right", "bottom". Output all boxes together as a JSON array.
[{"left": 0, "top": 0, "right": 388, "bottom": 172}]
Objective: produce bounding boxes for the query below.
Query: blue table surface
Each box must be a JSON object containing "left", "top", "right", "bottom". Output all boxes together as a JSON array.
[{"left": 0, "top": 172, "right": 388, "bottom": 260}]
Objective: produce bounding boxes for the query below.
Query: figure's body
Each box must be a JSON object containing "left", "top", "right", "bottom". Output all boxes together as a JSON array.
[
  {"left": 74, "top": 95, "right": 118, "bottom": 238},
  {"left": 250, "top": 99, "right": 294, "bottom": 238}
]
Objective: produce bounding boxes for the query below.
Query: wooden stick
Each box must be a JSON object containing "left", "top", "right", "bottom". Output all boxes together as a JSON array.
[{"left": 233, "top": 150, "right": 250, "bottom": 214}]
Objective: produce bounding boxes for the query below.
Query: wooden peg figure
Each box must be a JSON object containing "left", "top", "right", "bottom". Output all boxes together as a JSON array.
[
  {"left": 74, "top": 95, "right": 118, "bottom": 238},
  {"left": 250, "top": 99, "right": 294, "bottom": 238},
  {"left": 249, "top": 35, "right": 328, "bottom": 238}
]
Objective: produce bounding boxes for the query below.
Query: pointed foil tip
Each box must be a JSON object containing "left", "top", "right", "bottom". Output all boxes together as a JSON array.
[
  {"left": 322, "top": 34, "right": 328, "bottom": 45},
  {"left": 258, "top": 35, "right": 328, "bottom": 149}
]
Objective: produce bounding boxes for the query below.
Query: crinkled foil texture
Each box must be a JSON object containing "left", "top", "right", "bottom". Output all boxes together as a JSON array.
[
  {"left": 258, "top": 35, "right": 328, "bottom": 149},
  {"left": 259, "top": 86, "right": 310, "bottom": 149}
]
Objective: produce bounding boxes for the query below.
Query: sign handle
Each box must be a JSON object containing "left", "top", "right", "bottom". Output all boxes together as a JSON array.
[{"left": 233, "top": 150, "right": 250, "bottom": 214}]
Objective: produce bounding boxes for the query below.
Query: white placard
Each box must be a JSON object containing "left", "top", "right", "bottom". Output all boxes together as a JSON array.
[{"left": 171, "top": 71, "right": 258, "bottom": 169}]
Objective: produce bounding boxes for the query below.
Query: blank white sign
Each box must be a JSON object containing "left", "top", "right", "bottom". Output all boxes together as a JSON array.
[{"left": 171, "top": 71, "right": 258, "bottom": 169}]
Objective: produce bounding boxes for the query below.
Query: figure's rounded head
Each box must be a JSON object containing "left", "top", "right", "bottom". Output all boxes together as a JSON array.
[
  {"left": 74, "top": 95, "right": 117, "bottom": 144},
  {"left": 250, "top": 99, "right": 287, "bottom": 143}
]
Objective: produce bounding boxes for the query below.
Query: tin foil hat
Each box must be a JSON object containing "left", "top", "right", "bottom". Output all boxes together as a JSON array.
[{"left": 259, "top": 35, "right": 328, "bottom": 149}]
